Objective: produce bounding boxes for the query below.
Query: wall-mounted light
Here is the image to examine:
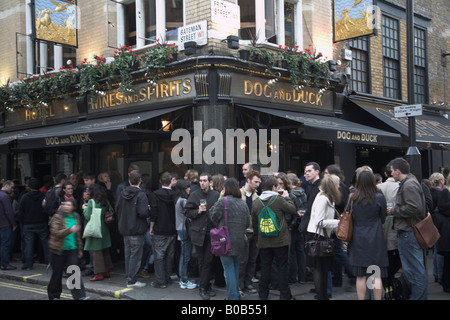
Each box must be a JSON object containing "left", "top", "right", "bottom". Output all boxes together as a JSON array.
[
  {"left": 327, "top": 60, "right": 337, "bottom": 72},
  {"left": 184, "top": 41, "right": 197, "bottom": 56},
  {"left": 226, "top": 35, "right": 239, "bottom": 50},
  {"left": 161, "top": 119, "right": 171, "bottom": 131}
]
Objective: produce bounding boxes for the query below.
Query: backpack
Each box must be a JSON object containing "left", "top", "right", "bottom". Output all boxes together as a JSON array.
[
  {"left": 257, "top": 195, "right": 284, "bottom": 237},
  {"left": 385, "top": 274, "right": 410, "bottom": 300}
]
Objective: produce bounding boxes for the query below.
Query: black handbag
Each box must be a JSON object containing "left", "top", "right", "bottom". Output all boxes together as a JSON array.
[{"left": 306, "top": 220, "right": 336, "bottom": 257}]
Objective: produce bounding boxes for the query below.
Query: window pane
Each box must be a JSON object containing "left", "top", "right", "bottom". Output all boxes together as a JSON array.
[
  {"left": 265, "top": 0, "right": 276, "bottom": 43},
  {"left": 382, "top": 15, "right": 400, "bottom": 99},
  {"left": 144, "top": 0, "right": 156, "bottom": 45},
  {"left": 125, "top": 2, "right": 137, "bottom": 46},
  {"left": 239, "top": 0, "right": 255, "bottom": 40},
  {"left": 284, "top": 2, "right": 295, "bottom": 47},
  {"left": 166, "top": 0, "right": 183, "bottom": 42}
]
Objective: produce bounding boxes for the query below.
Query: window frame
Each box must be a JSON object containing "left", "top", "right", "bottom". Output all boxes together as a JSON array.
[
  {"left": 117, "top": 0, "right": 185, "bottom": 50},
  {"left": 349, "top": 36, "right": 371, "bottom": 93},
  {"left": 413, "top": 26, "right": 428, "bottom": 104},
  {"left": 238, "top": 0, "right": 302, "bottom": 49},
  {"left": 381, "top": 14, "right": 401, "bottom": 100}
]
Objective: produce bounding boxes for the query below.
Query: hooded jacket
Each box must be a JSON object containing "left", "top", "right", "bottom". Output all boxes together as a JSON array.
[
  {"left": 116, "top": 186, "right": 150, "bottom": 236},
  {"left": 150, "top": 187, "right": 177, "bottom": 236},
  {"left": 435, "top": 188, "right": 450, "bottom": 254},
  {"left": 19, "top": 190, "right": 47, "bottom": 225}
]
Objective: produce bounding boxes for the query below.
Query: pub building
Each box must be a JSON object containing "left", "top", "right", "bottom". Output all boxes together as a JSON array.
[
  {"left": 0, "top": 53, "right": 412, "bottom": 188},
  {"left": 0, "top": 0, "right": 449, "bottom": 189}
]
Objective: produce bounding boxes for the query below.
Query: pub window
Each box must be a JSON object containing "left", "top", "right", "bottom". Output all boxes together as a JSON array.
[
  {"left": 121, "top": 0, "right": 184, "bottom": 48},
  {"left": 414, "top": 27, "right": 427, "bottom": 104},
  {"left": 349, "top": 37, "right": 369, "bottom": 93},
  {"left": 238, "top": 0, "right": 301, "bottom": 47},
  {"left": 382, "top": 15, "right": 400, "bottom": 100},
  {"left": 98, "top": 144, "right": 124, "bottom": 193}
]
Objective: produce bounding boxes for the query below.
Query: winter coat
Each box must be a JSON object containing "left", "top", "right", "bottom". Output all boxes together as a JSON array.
[
  {"left": 435, "top": 188, "right": 450, "bottom": 254},
  {"left": 378, "top": 177, "right": 399, "bottom": 251},
  {"left": 184, "top": 188, "right": 220, "bottom": 247},
  {"left": 150, "top": 187, "right": 176, "bottom": 236},
  {"left": 83, "top": 199, "right": 111, "bottom": 251},
  {"left": 251, "top": 191, "right": 296, "bottom": 249},
  {"left": 299, "top": 178, "right": 321, "bottom": 233},
  {"left": 209, "top": 196, "right": 250, "bottom": 257},
  {"left": 348, "top": 193, "right": 389, "bottom": 268},
  {"left": 240, "top": 186, "right": 259, "bottom": 233},
  {"left": 19, "top": 190, "right": 47, "bottom": 225},
  {"left": 307, "top": 192, "right": 339, "bottom": 238},
  {"left": 0, "top": 190, "right": 15, "bottom": 229},
  {"left": 116, "top": 186, "right": 150, "bottom": 236},
  {"left": 48, "top": 210, "right": 83, "bottom": 255},
  {"left": 391, "top": 174, "right": 427, "bottom": 231}
]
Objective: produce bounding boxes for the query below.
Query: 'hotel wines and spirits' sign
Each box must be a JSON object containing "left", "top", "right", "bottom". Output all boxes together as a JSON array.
[{"left": 88, "top": 76, "right": 195, "bottom": 113}]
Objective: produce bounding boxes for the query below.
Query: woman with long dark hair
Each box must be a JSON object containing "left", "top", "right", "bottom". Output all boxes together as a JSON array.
[
  {"left": 83, "top": 183, "right": 113, "bottom": 281},
  {"left": 348, "top": 170, "right": 388, "bottom": 300}
]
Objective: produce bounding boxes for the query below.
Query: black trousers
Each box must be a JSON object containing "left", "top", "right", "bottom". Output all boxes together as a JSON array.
[
  {"left": 258, "top": 245, "right": 293, "bottom": 300},
  {"left": 195, "top": 235, "right": 214, "bottom": 290},
  {"left": 48, "top": 250, "right": 86, "bottom": 300}
]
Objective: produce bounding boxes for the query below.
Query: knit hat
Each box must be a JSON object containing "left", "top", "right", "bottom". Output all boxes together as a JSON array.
[{"left": 28, "top": 178, "right": 40, "bottom": 190}]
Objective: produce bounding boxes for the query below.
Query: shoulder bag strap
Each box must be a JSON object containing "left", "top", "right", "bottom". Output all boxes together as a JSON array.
[{"left": 224, "top": 196, "right": 228, "bottom": 226}]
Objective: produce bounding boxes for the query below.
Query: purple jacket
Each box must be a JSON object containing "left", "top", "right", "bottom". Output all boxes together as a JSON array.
[{"left": 0, "top": 190, "right": 15, "bottom": 228}]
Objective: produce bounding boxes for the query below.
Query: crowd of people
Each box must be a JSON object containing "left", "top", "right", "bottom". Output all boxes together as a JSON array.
[{"left": 0, "top": 157, "right": 449, "bottom": 300}]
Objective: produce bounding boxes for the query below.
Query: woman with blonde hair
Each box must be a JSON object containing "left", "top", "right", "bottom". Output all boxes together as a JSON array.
[{"left": 307, "top": 174, "right": 341, "bottom": 300}]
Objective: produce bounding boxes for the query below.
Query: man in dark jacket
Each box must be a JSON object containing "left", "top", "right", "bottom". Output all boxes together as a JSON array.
[
  {"left": 389, "top": 157, "right": 428, "bottom": 300},
  {"left": 184, "top": 172, "right": 220, "bottom": 299},
  {"left": 0, "top": 180, "right": 17, "bottom": 270},
  {"left": 116, "top": 171, "right": 150, "bottom": 288},
  {"left": 19, "top": 178, "right": 48, "bottom": 270},
  {"left": 149, "top": 172, "right": 177, "bottom": 289}
]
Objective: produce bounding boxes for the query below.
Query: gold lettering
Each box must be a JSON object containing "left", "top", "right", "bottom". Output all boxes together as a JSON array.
[
  {"left": 173, "top": 80, "right": 182, "bottom": 96},
  {"left": 183, "top": 79, "right": 192, "bottom": 94},
  {"left": 244, "top": 80, "right": 253, "bottom": 95},
  {"left": 161, "top": 83, "right": 169, "bottom": 98},
  {"left": 309, "top": 92, "right": 316, "bottom": 105},
  {"left": 315, "top": 94, "right": 323, "bottom": 106},
  {"left": 263, "top": 84, "right": 272, "bottom": 98},
  {"left": 254, "top": 82, "right": 263, "bottom": 96}
]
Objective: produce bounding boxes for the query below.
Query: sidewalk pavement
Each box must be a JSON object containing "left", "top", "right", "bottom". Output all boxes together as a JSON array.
[
  {"left": 0, "top": 259, "right": 316, "bottom": 300},
  {"left": 0, "top": 252, "right": 446, "bottom": 300}
]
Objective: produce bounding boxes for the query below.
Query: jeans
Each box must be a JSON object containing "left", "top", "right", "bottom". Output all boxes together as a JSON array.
[
  {"left": 0, "top": 226, "right": 12, "bottom": 267},
  {"left": 153, "top": 234, "right": 176, "bottom": 285},
  {"left": 331, "top": 236, "right": 355, "bottom": 287},
  {"left": 220, "top": 255, "right": 240, "bottom": 300},
  {"left": 239, "top": 232, "right": 258, "bottom": 288},
  {"left": 259, "top": 245, "right": 293, "bottom": 300},
  {"left": 397, "top": 230, "right": 428, "bottom": 300},
  {"left": 48, "top": 250, "right": 86, "bottom": 300},
  {"left": 22, "top": 223, "right": 49, "bottom": 269},
  {"left": 433, "top": 247, "right": 444, "bottom": 283},
  {"left": 177, "top": 230, "right": 191, "bottom": 282},
  {"left": 123, "top": 235, "right": 144, "bottom": 285},
  {"left": 140, "top": 227, "right": 153, "bottom": 270}
]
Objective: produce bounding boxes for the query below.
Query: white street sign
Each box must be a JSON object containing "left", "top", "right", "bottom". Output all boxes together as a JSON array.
[
  {"left": 394, "top": 104, "right": 423, "bottom": 118},
  {"left": 178, "top": 20, "right": 208, "bottom": 51}
]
